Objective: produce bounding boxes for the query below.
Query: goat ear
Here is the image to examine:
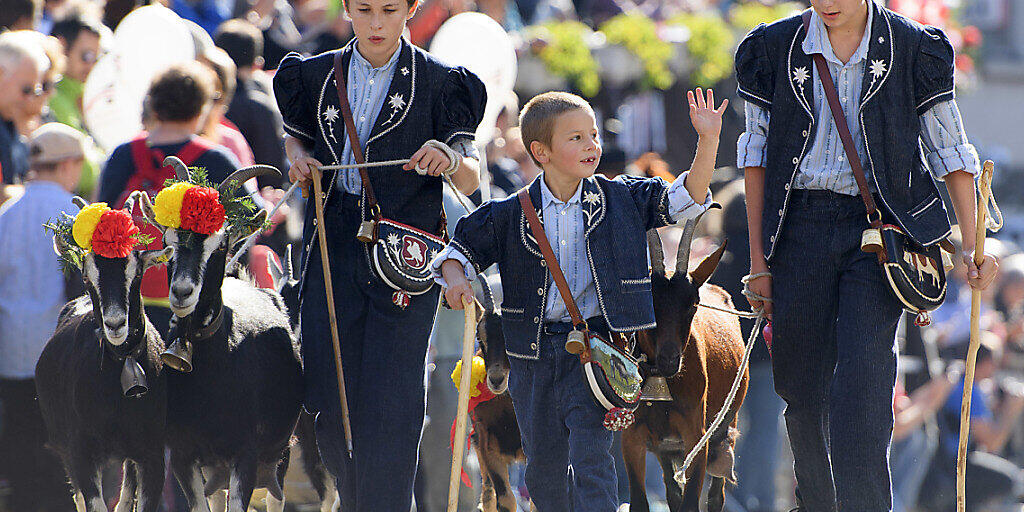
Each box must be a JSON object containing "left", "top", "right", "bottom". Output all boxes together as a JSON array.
[
  {"left": 229, "top": 210, "right": 268, "bottom": 247},
  {"left": 140, "top": 246, "right": 174, "bottom": 271},
  {"left": 267, "top": 250, "right": 285, "bottom": 293},
  {"left": 689, "top": 238, "right": 728, "bottom": 288}
]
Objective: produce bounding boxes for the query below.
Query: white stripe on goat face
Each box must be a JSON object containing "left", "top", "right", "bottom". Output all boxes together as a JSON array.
[
  {"left": 166, "top": 228, "right": 226, "bottom": 316},
  {"left": 83, "top": 252, "right": 136, "bottom": 346}
]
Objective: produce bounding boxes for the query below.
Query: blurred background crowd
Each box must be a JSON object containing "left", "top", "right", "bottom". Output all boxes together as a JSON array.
[{"left": 0, "top": 0, "right": 1023, "bottom": 510}]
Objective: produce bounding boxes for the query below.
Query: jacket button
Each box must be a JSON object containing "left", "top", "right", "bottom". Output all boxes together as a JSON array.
[
  {"left": 802, "top": 130, "right": 808, "bottom": 137},
  {"left": 531, "top": 342, "right": 538, "bottom": 350},
  {"left": 785, "top": 183, "right": 791, "bottom": 190},
  {"left": 533, "top": 316, "right": 539, "bottom": 323},
  {"left": 771, "top": 235, "right": 776, "bottom": 242},
  {"left": 778, "top": 209, "right": 784, "bottom": 216},
  {"left": 537, "top": 288, "right": 544, "bottom": 296},
  {"left": 312, "top": 218, "right": 318, "bottom": 226},
  {"left": 792, "top": 157, "right": 799, "bottom": 164},
  {"left": 540, "top": 260, "right": 546, "bottom": 267}
]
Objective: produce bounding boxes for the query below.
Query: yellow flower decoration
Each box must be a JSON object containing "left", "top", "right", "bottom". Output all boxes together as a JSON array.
[
  {"left": 72, "top": 202, "right": 110, "bottom": 250},
  {"left": 152, "top": 182, "right": 196, "bottom": 229},
  {"left": 451, "top": 355, "right": 488, "bottom": 398}
]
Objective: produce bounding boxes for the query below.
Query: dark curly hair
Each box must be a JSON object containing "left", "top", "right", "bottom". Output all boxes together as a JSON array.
[{"left": 145, "top": 61, "right": 216, "bottom": 123}]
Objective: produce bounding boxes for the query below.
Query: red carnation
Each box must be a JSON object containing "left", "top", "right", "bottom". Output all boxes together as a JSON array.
[
  {"left": 91, "top": 209, "right": 141, "bottom": 258},
  {"left": 180, "top": 187, "right": 226, "bottom": 235}
]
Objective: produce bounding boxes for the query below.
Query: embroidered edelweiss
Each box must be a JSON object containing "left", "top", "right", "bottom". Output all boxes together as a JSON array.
[
  {"left": 322, "top": 105, "right": 340, "bottom": 142},
  {"left": 583, "top": 191, "right": 601, "bottom": 206},
  {"left": 401, "top": 67, "right": 409, "bottom": 76},
  {"left": 388, "top": 93, "right": 406, "bottom": 110},
  {"left": 792, "top": 66, "right": 810, "bottom": 85},
  {"left": 869, "top": 59, "right": 887, "bottom": 79},
  {"left": 387, "top": 232, "right": 400, "bottom": 251}
]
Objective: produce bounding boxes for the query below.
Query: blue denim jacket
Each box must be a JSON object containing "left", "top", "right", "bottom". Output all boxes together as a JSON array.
[
  {"left": 447, "top": 174, "right": 679, "bottom": 360},
  {"left": 735, "top": 2, "right": 957, "bottom": 261},
  {"left": 273, "top": 38, "right": 486, "bottom": 298}
]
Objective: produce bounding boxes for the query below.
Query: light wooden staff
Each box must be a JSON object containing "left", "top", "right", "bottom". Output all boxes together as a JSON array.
[
  {"left": 956, "top": 159, "right": 995, "bottom": 511},
  {"left": 448, "top": 296, "right": 480, "bottom": 512},
  {"left": 311, "top": 168, "right": 354, "bottom": 458}
]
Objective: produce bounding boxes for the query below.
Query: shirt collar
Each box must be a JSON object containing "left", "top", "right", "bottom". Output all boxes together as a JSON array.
[
  {"left": 351, "top": 40, "right": 402, "bottom": 73},
  {"left": 540, "top": 175, "right": 583, "bottom": 209},
  {"left": 803, "top": 2, "right": 874, "bottom": 66}
]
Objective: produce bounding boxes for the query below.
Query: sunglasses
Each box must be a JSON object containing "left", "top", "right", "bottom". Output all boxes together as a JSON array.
[{"left": 21, "top": 80, "right": 57, "bottom": 97}]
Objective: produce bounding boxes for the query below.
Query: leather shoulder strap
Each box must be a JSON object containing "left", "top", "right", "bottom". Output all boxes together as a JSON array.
[
  {"left": 517, "top": 188, "right": 586, "bottom": 329},
  {"left": 332, "top": 51, "right": 378, "bottom": 214},
  {"left": 802, "top": 11, "right": 882, "bottom": 228}
]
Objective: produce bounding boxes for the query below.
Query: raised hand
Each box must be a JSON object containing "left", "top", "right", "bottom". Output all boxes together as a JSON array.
[{"left": 688, "top": 87, "right": 728, "bottom": 139}]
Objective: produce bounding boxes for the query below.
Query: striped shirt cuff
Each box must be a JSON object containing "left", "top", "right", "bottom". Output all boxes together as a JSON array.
[
  {"left": 737, "top": 131, "right": 768, "bottom": 168},
  {"left": 429, "top": 245, "right": 478, "bottom": 287},
  {"left": 667, "top": 171, "right": 714, "bottom": 223},
  {"left": 927, "top": 143, "right": 981, "bottom": 180}
]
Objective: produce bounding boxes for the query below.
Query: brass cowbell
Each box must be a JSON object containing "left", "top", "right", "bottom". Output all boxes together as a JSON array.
[
  {"left": 640, "top": 375, "right": 673, "bottom": 401},
  {"left": 565, "top": 329, "right": 586, "bottom": 355},
  {"left": 356, "top": 219, "right": 376, "bottom": 243},
  {"left": 161, "top": 338, "right": 194, "bottom": 373},
  {"left": 120, "top": 355, "right": 148, "bottom": 398}
]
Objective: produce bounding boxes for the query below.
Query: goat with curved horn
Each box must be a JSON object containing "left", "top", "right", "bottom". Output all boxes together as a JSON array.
[
  {"left": 674, "top": 204, "right": 722, "bottom": 277},
  {"left": 648, "top": 229, "right": 666, "bottom": 277},
  {"left": 162, "top": 156, "right": 191, "bottom": 182},
  {"left": 71, "top": 196, "right": 88, "bottom": 210},
  {"left": 216, "top": 165, "right": 282, "bottom": 195}
]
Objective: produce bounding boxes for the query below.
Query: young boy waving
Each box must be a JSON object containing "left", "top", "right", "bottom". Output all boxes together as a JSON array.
[
  {"left": 431, "top": 88, "right": 726, "bottom": 511},
  {"left": 735, "top": 0, "right": 998, "bottom": 509}
]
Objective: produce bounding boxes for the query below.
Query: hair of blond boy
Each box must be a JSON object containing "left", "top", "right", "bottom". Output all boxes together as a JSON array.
[{"left": 518, "top": 91, "right": 593, "bottom": 168}]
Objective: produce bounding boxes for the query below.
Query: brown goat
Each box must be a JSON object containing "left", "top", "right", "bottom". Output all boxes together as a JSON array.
[{"left": 621, "top": 227, "right": 749, "bottom": 512}]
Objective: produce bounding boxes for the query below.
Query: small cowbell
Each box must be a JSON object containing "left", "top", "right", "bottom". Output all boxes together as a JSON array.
[
  {"left": 640, "top": 375, "right": 673, "bottom": 402},
  {"left": 565, "top": 329, "right": 586, "bottom": 355},
  {"left": 161, "top": 338, "right": 193, "bottom": 373},
  {"left": 356, "top": 219, "right": 376, "bottom": 243},
  {"left": 120, "top": 355, "right": 148, "bottom": 398}
]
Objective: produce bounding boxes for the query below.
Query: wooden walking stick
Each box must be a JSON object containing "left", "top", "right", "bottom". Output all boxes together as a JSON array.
[
  {"left": 448, "top": 296, "right": 480, "bottom": 512},
  {"left": 956, "top": 160, "right": 996, "bottom": 511},
  {"left": 311, "top": 168, "right": 355, "bottom": 458}
]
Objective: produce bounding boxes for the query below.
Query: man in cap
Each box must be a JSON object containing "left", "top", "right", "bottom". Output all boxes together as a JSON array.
[{"left": 0, "top": 122, "right": 87, "bottom": 512}]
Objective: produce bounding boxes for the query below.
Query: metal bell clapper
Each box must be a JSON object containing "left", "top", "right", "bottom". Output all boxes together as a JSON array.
[
  {"left": 121, "top": 355, "right": 148, "bottom": 398},
  {"left": 640, "top": 375, "right": 673, "bottom": 402},
  {"left": 161, "top": 338, "right": 193, "bottom": 373},
  {"left": 565, "top": 329, "right": 586, "bottom": 355},
  {"left": 356, "top": 219, "right": 376, "bottom": 243}
]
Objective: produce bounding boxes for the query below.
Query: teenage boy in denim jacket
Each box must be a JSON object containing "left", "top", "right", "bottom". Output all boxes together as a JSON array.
[
  {"left": 429, "top": 89, "right": 726, "bottom": 511},
  {"left": 735, "top": 0, "right": 998, "bottom": 509}
]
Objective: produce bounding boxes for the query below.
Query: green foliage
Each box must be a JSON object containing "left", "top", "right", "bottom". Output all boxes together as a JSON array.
[
  {"left": 43, "top": 213, "right": 84, "bottom": 274},
  {"left": 670, "top": 12, "right": 735, "bottom": 87},
  {"left": 529, "top": 21, "right": 601, "bottom": 97},
  {"left": 730, "top": 1, "right": 805, "bottom": 32},
  {"left": 600, "top": 13, "right": 675, "bottom": 90}
]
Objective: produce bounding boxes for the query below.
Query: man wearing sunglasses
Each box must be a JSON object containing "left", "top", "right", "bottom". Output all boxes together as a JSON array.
[
  {"left": 49, "top": 13, "right": 108, "bottom": 136},
  {"left": 0, "top": 32, "right": 49, "bottom": 185}
]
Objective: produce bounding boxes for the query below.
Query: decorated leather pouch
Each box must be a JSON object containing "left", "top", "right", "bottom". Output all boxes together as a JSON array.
[
  {"left": 518, "top": 189, "right": 641, "bottom": 430},
  {"left": 332, "top": 53, "right": 446, "bottom": 306},
  {"left": 803, "top": 11, "right": 949, "bottom": 325}
]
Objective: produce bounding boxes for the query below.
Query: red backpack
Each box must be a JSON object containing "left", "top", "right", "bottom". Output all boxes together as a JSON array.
[{"left": 116, "top": 135, "right": 214, "bottom": 303}]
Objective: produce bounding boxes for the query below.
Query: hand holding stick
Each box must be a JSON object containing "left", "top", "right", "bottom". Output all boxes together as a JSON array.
[{"left": 956, "top": 160, "right": 996, "bottom": 511}]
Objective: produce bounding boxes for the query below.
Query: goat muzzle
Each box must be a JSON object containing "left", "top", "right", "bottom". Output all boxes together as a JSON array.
[
  {"left": 640, "top": 375, "right": 673, "bottom": 402},
  {"left": 120, "top": 355, "right": 148, "bottom": 398},
  {"left": 161, "top": 338, "right": 193, "bottom": 373}
]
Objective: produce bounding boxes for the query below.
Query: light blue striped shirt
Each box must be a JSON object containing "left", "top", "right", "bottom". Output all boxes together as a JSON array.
[
  {"left": 0, "top": 181, "right": 75, "bottom": 378},
  {"left": 737, "top": 7, "right": 980, "bottom": 192}
]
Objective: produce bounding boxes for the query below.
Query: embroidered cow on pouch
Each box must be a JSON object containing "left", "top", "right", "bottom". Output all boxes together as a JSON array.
[{"left": 903, "top": 251, "right": 940, "bottom": 288}]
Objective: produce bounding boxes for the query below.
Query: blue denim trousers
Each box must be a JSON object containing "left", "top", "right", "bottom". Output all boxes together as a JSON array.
[
  {"left": 300, "top": 192, "right": 439, "bottom": 511},
  {"left": 770, "top": 190, "right": 903, "bottom": 512},
  {"left": 507, "top": 323, "right": 618, "bottom": 512}
]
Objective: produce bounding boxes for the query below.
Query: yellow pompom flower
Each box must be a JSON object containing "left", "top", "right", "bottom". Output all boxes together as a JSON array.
[
  {"left": 152, "top": 182, "right": 195, "bottom": 229},
  {"left": 72, "top": 202, "right": 110, "bottom": 250},
  {"left": 451, "top": 355, "right": 488, "bottom": 398}
]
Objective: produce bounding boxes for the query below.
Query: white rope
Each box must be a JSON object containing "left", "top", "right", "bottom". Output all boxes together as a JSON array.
[
  {"left": 672, "top": 274, "right": 771, "bottom": 486},
  {"left": 226, "top": 181, "right": 301, "bottom": 269},
  {"left": 319, "top": 159, "right": 411, "bottom": 171}
]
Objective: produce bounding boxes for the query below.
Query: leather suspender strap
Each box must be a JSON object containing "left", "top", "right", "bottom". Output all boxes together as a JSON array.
[
  {"left": 518, "top": 188, "right": 588, "bottom": 331},
  {"left": 802, "top": 11, "right": 882, "bottom": 229},
  {"left": 332, "top": 52, "right": 378, "bottom": 216}
]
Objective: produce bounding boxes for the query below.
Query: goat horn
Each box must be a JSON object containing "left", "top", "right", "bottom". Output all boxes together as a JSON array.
[
  {"left": 71, "top": 196, "right": 88, "bottom": 210},
  {"left": 216, "top": 165, "right": 282, "bottom": 195},
  {"left": 162, "top": 156, "right": 191, "bottom": 182},
  {"left": 479, "top": 278, "right": 495, "bottom": 314},
  {"left": 675, "top": 218, "right": 697, "bottom": 276},
  {"left": 647, "top": 229, "right": 665, "bottom": 277}
]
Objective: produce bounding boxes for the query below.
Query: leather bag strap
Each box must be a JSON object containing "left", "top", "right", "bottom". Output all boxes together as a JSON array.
[
  {"left": 332, "top": 51, "right": 378, "bottom": 215},
  {"left": 517, "top": 188, "right": 586, "bottom": 330},
  {"left": 802, "top": 11, "right": 882, "bottom": 229}
]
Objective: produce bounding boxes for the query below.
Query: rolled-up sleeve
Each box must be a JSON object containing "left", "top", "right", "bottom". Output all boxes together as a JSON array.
[
  {"left": 737, "top": 101, "right": 770, "bottom": 169},
  {"left": 920, "top": 99, "right": 980, "bottom": 180},
  {"left": 429, "top": 245, "right": 477, "bottom": 286},
  {"left": 667, "top": 171, "right": 714, "bottom": 223}
]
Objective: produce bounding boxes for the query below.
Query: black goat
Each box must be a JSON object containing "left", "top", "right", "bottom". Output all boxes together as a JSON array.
[
  {"left": 267, "top": 245, "right": 340, "bottom": 512},
  {"left": 36, "top": 195, "right": 174, "bottom": 512},
  {"left": 140, "top": 159, "right": 303, "bottom": 512}
]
